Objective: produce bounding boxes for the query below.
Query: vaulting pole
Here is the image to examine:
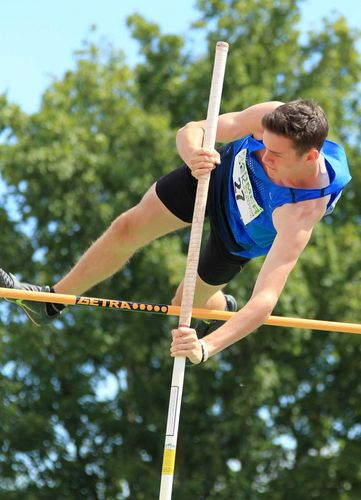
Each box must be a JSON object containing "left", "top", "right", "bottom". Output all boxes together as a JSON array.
[{"left": 158, "top": 41, "right": 229, "bottom": 499}]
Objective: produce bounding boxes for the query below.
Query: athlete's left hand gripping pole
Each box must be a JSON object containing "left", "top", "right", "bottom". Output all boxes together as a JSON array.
[{"left": 159, "top": 41, "right": 229, "bottom": 500}]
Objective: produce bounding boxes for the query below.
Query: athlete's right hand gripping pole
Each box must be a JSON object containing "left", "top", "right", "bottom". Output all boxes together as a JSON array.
[{"left": 159, "top": 41, "right": 229, "bottom": 500}]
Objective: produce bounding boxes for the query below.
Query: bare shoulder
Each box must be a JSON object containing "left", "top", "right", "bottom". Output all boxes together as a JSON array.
[{"left": 273, "top": 197, "right": 330, "bottom": 233}]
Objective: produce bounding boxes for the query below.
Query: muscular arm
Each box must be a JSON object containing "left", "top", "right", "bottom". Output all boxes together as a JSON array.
[
  {"left": 171, "top": 196, "right": 329, "bottom": 363},
  {"left": 176, "top": 101, "right": 283, "bottom": 177}
]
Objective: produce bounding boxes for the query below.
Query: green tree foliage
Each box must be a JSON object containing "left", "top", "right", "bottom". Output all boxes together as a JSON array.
[{"left": 0, "top": 1, "right": 360, "bottom": 498}]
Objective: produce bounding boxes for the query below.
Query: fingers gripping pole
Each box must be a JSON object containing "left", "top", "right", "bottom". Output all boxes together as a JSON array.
[{"left": 159, "top": 41, "right": 229, "bottom": 500}]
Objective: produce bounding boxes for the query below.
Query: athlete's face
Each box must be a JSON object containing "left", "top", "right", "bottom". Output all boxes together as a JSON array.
[{"left": 261, "top": 130, "right": 317, "bottom": 180}]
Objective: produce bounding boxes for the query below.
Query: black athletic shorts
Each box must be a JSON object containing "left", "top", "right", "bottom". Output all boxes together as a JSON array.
[{"left": 155, "top": 164, "right": 249, "bottom": 285}]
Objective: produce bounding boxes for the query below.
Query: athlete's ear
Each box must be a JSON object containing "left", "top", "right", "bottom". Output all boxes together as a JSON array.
[{"left": 304, "top": 147, "right": 319, "bottom": 162}]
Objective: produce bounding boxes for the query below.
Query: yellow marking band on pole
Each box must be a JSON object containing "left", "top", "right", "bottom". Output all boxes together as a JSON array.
[{"left": 161, "top": 448, "right": 176, "bottom": 476}]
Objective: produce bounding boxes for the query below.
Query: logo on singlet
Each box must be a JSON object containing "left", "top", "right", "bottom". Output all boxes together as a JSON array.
[{"left": 233, "top": 149, "right": 263, "bottom": 225}]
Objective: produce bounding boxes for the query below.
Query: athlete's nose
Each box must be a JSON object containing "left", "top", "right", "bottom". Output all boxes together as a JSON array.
[{"left": 262, "top": 149, "right": 273, "bottom": 164}]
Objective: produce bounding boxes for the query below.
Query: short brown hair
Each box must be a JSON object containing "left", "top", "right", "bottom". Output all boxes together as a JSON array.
[{"left": 261, "top": 99, "right": 329, "bottom": 154}]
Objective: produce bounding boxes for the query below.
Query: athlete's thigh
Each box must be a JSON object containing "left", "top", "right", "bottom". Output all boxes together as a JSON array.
[
  {"left": 129, "top": 165, "right": 198, "bottom": 245},
  {"left": 126, "top": 183, "right": 190, "bottom": 246},
  {"left": 193, "top": 273, "right": 226, "bottom": 307}
]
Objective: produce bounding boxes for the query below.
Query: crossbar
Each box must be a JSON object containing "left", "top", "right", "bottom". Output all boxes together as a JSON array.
[{"left": 0, "top": 287, "right": 360, "bottom": 334}]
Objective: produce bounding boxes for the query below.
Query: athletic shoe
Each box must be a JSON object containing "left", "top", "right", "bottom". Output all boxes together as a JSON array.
[
  {"left": 0, "top": 268, "right": 61, "bottom": 326},
  {"left": 195, "top": 294, "right": 237, "bottom": 338}
]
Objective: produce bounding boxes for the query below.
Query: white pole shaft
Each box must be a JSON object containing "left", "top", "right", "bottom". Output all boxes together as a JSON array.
[{"left": 159, "top": 41, "right": 229, "bottom": 500}]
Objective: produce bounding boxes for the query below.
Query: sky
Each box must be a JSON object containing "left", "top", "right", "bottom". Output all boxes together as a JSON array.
[{"left": 0, "top": 0, "right": 360, "bottom": 114}]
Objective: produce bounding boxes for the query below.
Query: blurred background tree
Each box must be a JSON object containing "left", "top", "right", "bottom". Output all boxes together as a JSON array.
[{"left": 0, "top": 0, "right": 360, "bottom": 498}]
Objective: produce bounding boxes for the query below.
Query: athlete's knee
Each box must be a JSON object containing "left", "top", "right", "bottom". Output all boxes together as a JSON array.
[{"left": 108, "top": 208, "right": 142, "bottom": 250}]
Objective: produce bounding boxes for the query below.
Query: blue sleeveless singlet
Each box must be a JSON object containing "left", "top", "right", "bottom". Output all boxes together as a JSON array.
[{"left": 211, "top": 136, "right": 351, "bottom": 259}]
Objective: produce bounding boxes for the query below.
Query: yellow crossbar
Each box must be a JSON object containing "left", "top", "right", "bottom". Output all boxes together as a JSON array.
[{"left": 0, "top": 287, "right": 360, "bottom": 334}]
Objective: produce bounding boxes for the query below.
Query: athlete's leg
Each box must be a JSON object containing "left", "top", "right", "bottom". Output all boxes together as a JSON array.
[
  {"left": 0, "top": 167, "right": 195, "bottom": 325},
  {"left": 170, "top": 228, "right": 248, "bottom": 338},
  {"left": 54, "top": 183, "right": 189, "bottom": 295},
  {"left": 171, "top": 275, "right": 227, "bottom": 309}
]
